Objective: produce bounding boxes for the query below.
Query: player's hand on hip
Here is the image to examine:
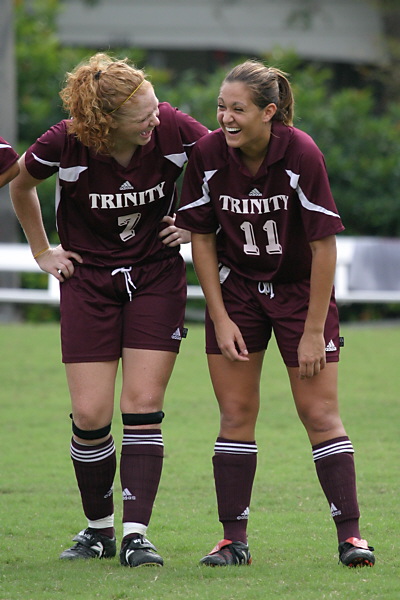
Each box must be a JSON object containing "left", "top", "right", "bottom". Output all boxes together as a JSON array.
[
  {"left": 159, "top": 214, "right": 191, "bottom": 246},
  {"left": 35, "top": 244, "right": 83, "bottom": 282}
]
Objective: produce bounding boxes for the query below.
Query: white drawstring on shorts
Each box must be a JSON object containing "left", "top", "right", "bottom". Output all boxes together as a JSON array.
[
  {"left": 111, "top": 267, "right": 136, "bottom": 301},
  {"left": 258, "top": 281, "right": 275, "bottom": 299}
]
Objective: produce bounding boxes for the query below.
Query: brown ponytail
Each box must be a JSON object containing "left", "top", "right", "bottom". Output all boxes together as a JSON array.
[{"left": 222, "top": 60, "right": 294, "bottom": 126}]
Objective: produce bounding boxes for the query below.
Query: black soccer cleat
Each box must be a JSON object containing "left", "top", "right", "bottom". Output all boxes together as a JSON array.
[
  {"left": 120, "top": 534, "right": 164, "bottom": 567},
  {"left": 338, "top": 537, "right": 375, "bottom": 568},
  {"left": 59, "top": 527, "right": 116, "bottom": 560},
  {"left": 199, "top": 539, "right": 252, "bottom": 566}
]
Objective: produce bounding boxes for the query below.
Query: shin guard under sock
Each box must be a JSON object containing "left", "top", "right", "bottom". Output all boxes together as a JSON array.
[
  {"left": 212, "top": 437, "right": 257, "bottom": 544},
  {"left": 313, "top": 436, "right": 361, "bottom": 542},
  {"left": 70, "top": 436, "right": 116, "bottom": 535},
  {"left": 120, "top": 428, "right": 164, "bottom": 533}
]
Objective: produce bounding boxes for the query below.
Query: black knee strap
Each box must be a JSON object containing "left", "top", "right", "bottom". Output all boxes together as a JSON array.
[
  {"left": 70, "top": 413, "right": 112, "bottom": 440},
  {"left": 122, "top": 411, "right": 165, "bottom": 426}
]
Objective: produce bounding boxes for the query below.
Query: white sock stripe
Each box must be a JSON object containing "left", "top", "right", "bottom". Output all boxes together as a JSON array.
[
  {"left": 70, "top": 439, "right": 115, "bottom": 463},
  {"left": 121, "top": 440, "right": 164, "bottom": 447},
  {"left": 70, "top": 447, "right": 116, "bottom": 463},
  {"left": 313, "top": 440, "right": 354, "bottom": 455},
  {"left": 122, "top": 434, "right": 163, "bottom": 441},
  {"left": 123, "top": 522, "right": 148, "bottom": 537},
  {"left": 312, "top": 440, "right": 354, "bottom": 462},
  {"left": 214, "top": 441, "right": 258, "bottom": 455},
  {"left": 88, "top": 515, "right": 114, "bottom": 529},
  {"left": 313, "top": 446, "right": 354, "bottom": 462},
  {"left": 122, "top": 434, "right": 164, "bottom": 447}
]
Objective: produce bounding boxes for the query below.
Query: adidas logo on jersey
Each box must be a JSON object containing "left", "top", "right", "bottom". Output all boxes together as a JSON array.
[
  {"left": 119, "top": 181, "right": 134, "bottom": 191},
  {"left": 248, "top": 188, "right": 262, "bottom": 197},
  {"left": 122, "top": 487, "right": 136, "bottom": 501},
  {"left": 325, "top": 339, "right": 337, "bottom": 352}
]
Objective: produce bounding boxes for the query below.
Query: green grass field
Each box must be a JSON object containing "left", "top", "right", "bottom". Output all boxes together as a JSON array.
[{"left": 0, "top": 321, "right": 399, "bottom": 599}]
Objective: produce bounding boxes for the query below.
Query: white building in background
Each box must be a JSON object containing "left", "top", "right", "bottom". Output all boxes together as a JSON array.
[{"left": 57, "top": 0, "right": 387, "bottom": 67}]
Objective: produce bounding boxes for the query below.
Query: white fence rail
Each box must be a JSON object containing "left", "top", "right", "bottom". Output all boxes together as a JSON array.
[{"left": 0, "top": 237, "right": 400, "bottom": 305}]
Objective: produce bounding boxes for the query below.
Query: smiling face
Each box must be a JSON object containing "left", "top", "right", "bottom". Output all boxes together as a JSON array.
[
  {"left": 217, "top": 81, "right": 276, "bottom": 157},
  {"left": 111, "top": 83, "right": 160, "bottom": 149}
]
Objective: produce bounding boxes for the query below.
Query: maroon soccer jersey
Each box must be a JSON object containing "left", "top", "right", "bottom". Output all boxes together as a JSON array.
[
  {"left": 177, "top": 122, "right": 344, "bottom": 283},
  {"left": 0, "top": 136, "right": 19, "bottom": 174},
  {"left": 24, "top": 103, "right": 208, "bottom": 268}
]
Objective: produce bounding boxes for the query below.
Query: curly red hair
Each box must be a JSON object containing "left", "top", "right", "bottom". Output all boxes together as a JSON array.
[{"left": 59, "top": 53, "right": 148, "bottom": 154}]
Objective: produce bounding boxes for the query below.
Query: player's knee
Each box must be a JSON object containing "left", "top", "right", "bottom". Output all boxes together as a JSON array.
[
  {"left": 299, "top": 409, "right": 341, "bottom": 435},
  {"left": 70, "top": 413, "right": 112, "bottom": 440},
  {"left": 220, "top": 409, "right": 257, "bottom": 438}
]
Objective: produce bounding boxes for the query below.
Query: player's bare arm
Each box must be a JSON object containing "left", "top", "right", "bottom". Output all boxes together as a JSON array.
[
  {"left": 0, "top": 160, "right": 19, "bottom": 188},
  {"left": 10, "top": 154, "right": 82, "bottom": 282},
  {"left": 191, "top": 232, "right": 248, "bottom": 362},
  {"left": 298, "top": 235, "right": 337, "bottom": 379}
]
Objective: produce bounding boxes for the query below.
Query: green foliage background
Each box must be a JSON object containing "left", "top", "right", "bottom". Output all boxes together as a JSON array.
[
  {"left": 15, "top": 0, "right": 400, "bottom": 239},
  {"left": 13, "top": 0, "right": 400, "bottom": 322}
]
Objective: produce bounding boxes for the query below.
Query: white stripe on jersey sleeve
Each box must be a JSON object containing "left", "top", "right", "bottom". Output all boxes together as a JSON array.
[
  {"left": 59, "top": 165, "right": 89, "bottom": 182},
  {"left": 32, "top": 151, "right": 60, "bottom": 168},
  {"left": 178, "top": 169, "right": 216, "bottom": 211},
  {"left": 285, "top": 169, "right": 340, "bottom": 218},
  {"left": 32, "top": 152, "right": 89, "bottom": 183},
  {"left": 165, "top": 152, "right": 188, "bottom": 168}
]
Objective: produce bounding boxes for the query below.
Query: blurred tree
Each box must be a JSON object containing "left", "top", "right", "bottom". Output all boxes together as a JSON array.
[
  {"left": 362, "top": 0, "right": 400, "bottom": 105},
  {"left": 291, "top": 63, "right": 400, "bottom": 237},
  {"left": 15, "top": 0, "right": 400, "bottom": 240}
]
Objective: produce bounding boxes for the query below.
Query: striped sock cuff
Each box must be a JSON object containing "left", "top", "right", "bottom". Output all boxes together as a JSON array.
[
  {"left": 122, "top": 430, "right": 164, "bottom": 448},
  {"left": 312, "top": 437, "right": 354, "bottom": 462},
  {"left": 214, "top": 438, "right": 258, "bottom": 455},
  {"left": 70, "top": 436, "right": 115, "bottom": 463}
]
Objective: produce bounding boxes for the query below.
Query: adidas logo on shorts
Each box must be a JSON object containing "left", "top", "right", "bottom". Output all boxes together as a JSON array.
[
  {"left": 325, "top": 339, "right": 337, "bottom": 352},
  {"left": 171, "top": 328, "right": 182, "bottom": 340},
  {"left": 171, "top": 327, "right": 188, "bottom": 340}
]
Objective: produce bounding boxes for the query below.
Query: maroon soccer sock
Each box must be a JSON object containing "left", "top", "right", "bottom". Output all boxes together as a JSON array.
[
  {"left": 70, "top": 436, "right": 116, "bottom": 537},
  {"left": 120, "top": 428, "right": 164, "bottom": 535},
  {"left": 212, "top": 437, "right": 257, "bottom": 544},
  {"left": 312, "top": 436, "right": 361, "bottom": 542}
]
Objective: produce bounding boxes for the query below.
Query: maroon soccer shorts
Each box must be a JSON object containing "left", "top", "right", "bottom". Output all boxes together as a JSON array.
[
  {"left": 205, "top": 268, "right": 340, "bottom": 367},
  {"left": 60, "top": 255, "right": 187, "bottom": 363}
]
